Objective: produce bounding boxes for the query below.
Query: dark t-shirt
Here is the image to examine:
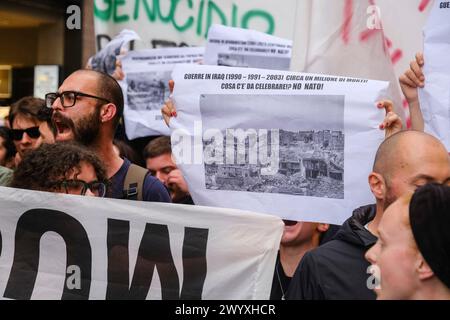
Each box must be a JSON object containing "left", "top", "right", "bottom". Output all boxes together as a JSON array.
[
  {"left": 269, "top": 225, "right": 340, "bottom": 300},
  {"left": 270, "top": 253, "right": 291, "bottom": 300},
  {"left": 174, "top": 194, "right": 195, "bottom": 205},
  {"left": 109, "top": 158, "right": 171, "bottom": 203}
]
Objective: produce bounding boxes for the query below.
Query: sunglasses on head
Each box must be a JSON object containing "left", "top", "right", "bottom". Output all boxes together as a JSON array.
[{"left": 10, "top": 126, "right": 41, "bottom": 141}]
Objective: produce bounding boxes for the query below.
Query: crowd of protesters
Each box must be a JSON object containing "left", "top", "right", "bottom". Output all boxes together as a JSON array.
[{"left": 0, "top": 50, "right": 449, "bottom": 300}]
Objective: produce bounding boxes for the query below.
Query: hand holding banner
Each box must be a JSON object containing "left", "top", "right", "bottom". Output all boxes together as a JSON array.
[{"left": 170, "top": 64, "right": 388, "bottom": 225}]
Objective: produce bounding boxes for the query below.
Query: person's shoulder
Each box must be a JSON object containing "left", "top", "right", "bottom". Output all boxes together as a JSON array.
[
  {"left": 302, "top": 235, "right": 371, "bottom": 290},
  {"left": 297, "top": 249, "right": 318, "bottom": 271},
  {"left": 287, "top": 249, "right": 325, "bottom": 299},
  {"left": 143, "top": 173, "right": 162, "bottom": 189},
  {"left": 0, "top": 165, "right": 13, "bottom": 174},
  {"left": 304, "top": 237, "right": 358, "bottom": 267},
  {"left": 142, "top": 173, "right": 172, "bottom": 203},
  {"left": 309, "top": 238, "right": 346, "bottom": 256},
  {"left": 0, "top": 166, "right": 13, "bottom": 186},
  {"left": 121, "top": 159, "right": 171, "bottom": 203}
]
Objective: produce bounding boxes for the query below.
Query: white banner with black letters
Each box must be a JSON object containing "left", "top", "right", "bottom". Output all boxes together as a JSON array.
[{"left": 0, "top": 187, "right": 283, "bottom": 300}]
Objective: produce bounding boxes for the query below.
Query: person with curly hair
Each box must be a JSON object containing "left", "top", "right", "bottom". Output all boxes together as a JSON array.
[{"left": 10, "top": 142, "right": 108, "bottom": 197}]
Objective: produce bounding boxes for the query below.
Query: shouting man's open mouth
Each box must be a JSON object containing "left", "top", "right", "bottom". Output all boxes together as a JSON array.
[{"left": 52, "top": 112, "right": 75, "bottom": 142}]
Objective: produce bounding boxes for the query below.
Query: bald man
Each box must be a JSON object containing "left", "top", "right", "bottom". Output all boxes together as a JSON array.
[
  {"left": 46, "top": 69, "right": 171, "bottom": 203},
  {"left": 366, "top": 183, "right": 450, "bottom": 299},
  {"left": 287, "top": 130, "right": 450, "bottom": 300}
]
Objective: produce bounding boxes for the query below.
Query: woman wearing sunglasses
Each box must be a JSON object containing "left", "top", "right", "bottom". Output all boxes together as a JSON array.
[{"left": 10, "top": 142, "right": 108, "bottom": 197}]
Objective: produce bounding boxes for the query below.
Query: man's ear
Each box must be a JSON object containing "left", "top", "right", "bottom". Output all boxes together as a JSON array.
[
  {"left": 100, "top": 103, "right": 117, "bottom": 123},
  {"left": 317, "top": 223, "right": 329, "bottom": 233},
  {"left": 368, "top": 172, "right": 386, "bottom": 201},
  {"left": 416, "top": 254, "right": 434, "bottom": 281}
]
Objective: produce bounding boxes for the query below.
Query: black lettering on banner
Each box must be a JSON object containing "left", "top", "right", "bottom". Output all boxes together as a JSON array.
[
  {"left": 0, "top": 227, "right": 2, "bottom": 257},
  {"left": 180, "top": 227, "right": 208, "bottom": 299},
  {"left": 106, "top": 219, "right": 208, "bottom": 300},
  {"left": 106, "top": 219, "right": 131, "bottom": 299},
  {"left": 151, "top": 39, "right": 189, "bottom": 48},
  {"left": 4, "top": 209, "right": 92, "bottom": 300},
  {"left": 107, "top": 220, "right": 180, "bottom": 299}
]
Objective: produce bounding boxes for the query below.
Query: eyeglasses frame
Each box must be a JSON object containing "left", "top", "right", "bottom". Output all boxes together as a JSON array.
[
  {"left": 45, "top": 91, "right": 110, "bottom": 109},
  {"left": 60, "top": 179, "right": 107, "bottom": 197}
]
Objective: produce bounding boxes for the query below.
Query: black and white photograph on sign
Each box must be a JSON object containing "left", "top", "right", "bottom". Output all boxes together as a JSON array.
[
  {"left": 119, "top": 46, "right": 205, "bottom": 138},
  {"left": 126, "top": 70, "right": 171, "bottom": 111},
  {"left": 172, "top": 65, "right": 388, "bottom": 224},
  {"left": 217, "top": 53, "right": 291, "bottom": 70},
  {"left": 200, "top": 94, "right": 345, "bottom": 199}
]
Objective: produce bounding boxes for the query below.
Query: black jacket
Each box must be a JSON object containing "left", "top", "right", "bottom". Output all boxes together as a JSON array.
[
  {"left": 286, "top": 204, "right": 378, "bottom": 300},
  {"left": 270, "top": 224, "right": 341, "bottom": 300}
]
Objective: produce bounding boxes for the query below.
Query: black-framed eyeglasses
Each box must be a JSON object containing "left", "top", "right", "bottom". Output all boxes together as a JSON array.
[
  {"left": 60, "top": 179, "right": 107, "bottom": 197},
  {"left": 10, "top": 126, "right": 41, "bottom": 141},
  {"left": 45, "top": 91, "right": 110, "bottom": 109}
]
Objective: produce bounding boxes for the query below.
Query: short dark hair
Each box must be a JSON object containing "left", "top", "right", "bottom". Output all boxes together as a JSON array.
[
  {"left": 113, "top": 139, "right": 142, "bottom": 165},
  {"left": 9, "top": 96, "right": 46, "bottom": 128},
  {"left": 0, "top": 127, "right": 16, "bottom": 160},
  {"left": 143, "top": 136, "right": 172, "bottom": 159},
  {"left": 11, "top": 142, "right": 108, "bottom": 192}
]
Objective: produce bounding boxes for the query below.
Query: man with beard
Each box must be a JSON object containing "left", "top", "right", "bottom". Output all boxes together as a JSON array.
[
  {"left": 46, "top": 69, "right": 170, "bottom": 203},
  {"left": 286, "top": 130, "right": 450, "bottom": 300}
]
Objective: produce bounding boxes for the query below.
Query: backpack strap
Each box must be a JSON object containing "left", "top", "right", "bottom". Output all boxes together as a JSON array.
[{"left": 123, "top": 163, "right": 149, "bottom": 201}]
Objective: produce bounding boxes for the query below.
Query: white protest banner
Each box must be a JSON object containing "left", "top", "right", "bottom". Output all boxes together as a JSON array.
[
  {"left": 204, "top": 25, "right": 292, "bottom": 70},
  {"left": 93, "top": 0, "right": 297, "bottom": 49},
  {"left": 120, "top": 47, "right": 205, "bottom": 138},
  {"left": 419, "top": 0, "right": 450, "bottom": 150},
  {"left": 93, "top": 0, "right": 431, "bottom": 83},
  {"left": 369, "top": 0, "right": 432, "bottom": 86},
  {"left": 88, "top": 29, "right": 141, "bottom": 75},
  {"left": 170, "top": 64, "right": 388, "bottom": 225},
  {"left": 0, "top": 187, "right": 282, "bottom": 300}
]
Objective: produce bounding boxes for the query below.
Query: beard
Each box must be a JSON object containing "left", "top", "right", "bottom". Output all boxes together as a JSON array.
[
  {"left": 383, "top": 184, "right": 397, "bottom": 211},
  {"left": 52, "top": 107, "right": 101, "bottom": 147}
]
